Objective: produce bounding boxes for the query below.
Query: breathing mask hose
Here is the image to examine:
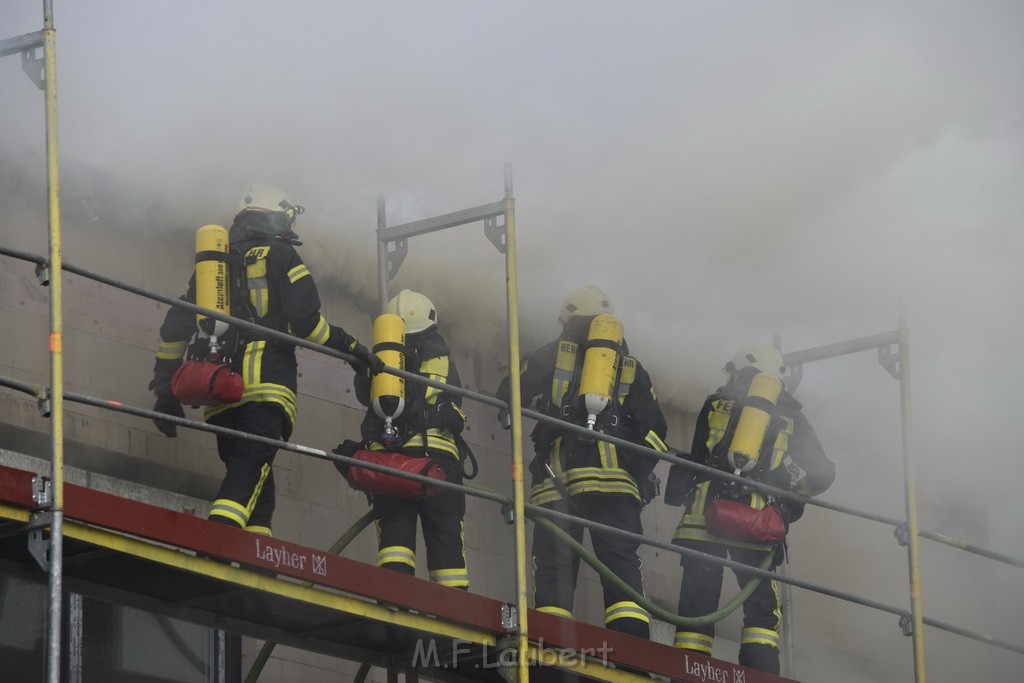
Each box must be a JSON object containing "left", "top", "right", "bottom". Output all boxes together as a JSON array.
[
  {"left": 726, "top": 372, "right": 783, "bottom": 475},
  {"left": 579, "top": 314, "right": 624, "bottom": 430},
  {"left": 370, "top": 313, "right": 406, "bottom": 446},
  {"left": 194, "top": 224, "right": 231, "bottom": 357}
]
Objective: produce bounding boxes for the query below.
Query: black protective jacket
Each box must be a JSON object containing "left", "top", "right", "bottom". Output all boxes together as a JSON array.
[
  {"left": 497, "top": 316, "right": 669, "bottom": 505},
  {"left": 672, "top": 369, "right": 836, "bottom": 549},
  {"left": 153, "top": 233, "right": 361, "bottom": 425},
  {"left": 354, "top": 327, "right": 464, "bottom": 461}
]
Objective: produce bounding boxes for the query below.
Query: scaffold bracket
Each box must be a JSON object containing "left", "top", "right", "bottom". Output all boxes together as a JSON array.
[
  {"left": 893, "top": 523, "right": 909, "bottom": 547},
  {"left": 34, "top": 260, "right": 50, "bottom": 286},
  {"left": 21, "top": 45, "right": 45, "bottom": 90},
  {"left": 36, "top": 387, "right": 51, "bottom": 418},
  {"left": 385, "top": 237, "right": 409, "bottom": 281},
  {"left": 484, "top": 215, "right": 507, "bottom": 254},
  {"left": 784, "top": 362, "right": 803, "bottom": 393},
  {"left": 501, "top": 502, "right": 514, "bottom": 526},
  {"left": 32, "top": 475, "right": 52, "bottom": 509},
  {"left": 500, "top": 604, "right": 518, "bottom": 632},
  {"left": 27, "top": 515, "right": 51, "bottom": 571},
  {"left": 878, "top": 344, "right": 901, "bottom": 380}
]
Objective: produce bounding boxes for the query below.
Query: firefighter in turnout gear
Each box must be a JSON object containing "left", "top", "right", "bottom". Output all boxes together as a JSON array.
[
  {"left": 496, "top": 285, "right": 669, "bottom": 638},
  {"left": 670, "top": 345, "right": 835, "bottom": 674},
  {"left": 149, "top": 182, "right": 383, "bottom": 535},
  {"left": 351, "top": 290, "right": 471, "bottom": 589}
]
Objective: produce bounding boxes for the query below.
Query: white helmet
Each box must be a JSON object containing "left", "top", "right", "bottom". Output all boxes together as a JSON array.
[
  {"left": 725, "top": 345, "right": 784, "bottom": 379},
  {"left": 235, "top": 182, "right": 305, "bottom": 224},
  {"left": 558, "top": 285, "right": 614, "bottom": 325},
  {"left": 385, "top": 289, "right": 438, "bottom": 334}
]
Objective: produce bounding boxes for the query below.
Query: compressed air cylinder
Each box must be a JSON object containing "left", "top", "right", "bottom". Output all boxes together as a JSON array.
[
  {"left": 195, "top": 224, "right": 231, "bottom": 341},
  {"left": 579, "top": 314, "right": 624, "bottom": 430},
  {"left": 726, "top": 372, "right": 783, "bottom": 473},
  {"left": 371, "top": 313, "right": 406, "bottom": 444}
]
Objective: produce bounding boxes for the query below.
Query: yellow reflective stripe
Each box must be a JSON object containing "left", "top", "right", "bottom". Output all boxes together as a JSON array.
[
  {"left": 246, "top": 252, "right": 270, "bottom": 317},
  {"left": 304, "top": 315, "right": 330, "bottom": 345},
  {"left": 706, "top": 400, "right": 732, "bottom": 451},
  {"left": 287, "top": 264, "right": 310, "bottom": 283},
  {"left": 616, "top": 356, "right": 636, "bottom": 400},
  {"left": 741, "top": 626, "right": 780, "bottom": 648},
  {"left": 249, "top": 287, "right": 269, "bottom": 317},
  {"left": 429, "top": 567, "right": 470, "bottom": 588},
  {"left": 552, "top": 340, "right": 577, "bottom": 407},
  {"left": 244, "top": 463, "right": 272, "bottom": 516},
  {"left": 245, "top": 341, "right": 264, "bottom": 386},
  {"left": 245, "top": 525, "right": 273, "bottom": 537},
  {"left": 377, "top": 545, "right": 416, "bottom": 569},
  {"left": 597, "top": 438, "right": 618, "bottom": 469},
  {"left": 209, "top": 498, "right": 248, "bottom": 527},
  {"left": 157, "top": 339, "right": 187, "bottom": 360},
  {"left": 605, "top": 601, "right": 649, "bottom": 624},
  {"left": 203, "top": 383, "right": 298, "bottom": 424},
  {"left": 400, "top": 430, "right": 459, "bottom": 458},
  {"left": 419, "top": 357, "right": 449, "bottom": 405},
  {"left": 674, "top": 631, "right": 714, "bottom": 653},
  {"left": 672, "top": 526, "right": 774, "bottom": 552},
  {"left": 530, "top": 466, "right": 641, "bottom": 504},
  {"left": 537, "top": 605, "right": 573, "bottom": 619},
  {"left": 644, "top": 429, "right": 668, "bottom": 453},
  {"left": 771, "top": 416, "right": 794, "bottom": 470}
]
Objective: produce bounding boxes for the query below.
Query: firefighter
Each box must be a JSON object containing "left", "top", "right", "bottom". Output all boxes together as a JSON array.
[
  {"left": 352, "top": 290, "right": 470, "bottom": 589},
  {"left": 670, "top": 345, "right": 835, "bottom": 674},
  {"left": 496, "top": 285, "right": 669, "bottom": 638},
  {"left": 149, "top": 182, "right": 383, "bottom": 536}
]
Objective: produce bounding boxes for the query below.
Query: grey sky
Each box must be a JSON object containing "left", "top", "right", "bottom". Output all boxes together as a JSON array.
[{"left": 2, "top": 1, "right": 1023, "bottom": 673}]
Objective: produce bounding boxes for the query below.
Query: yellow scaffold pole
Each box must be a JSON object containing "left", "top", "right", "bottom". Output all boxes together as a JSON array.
[
  {"left": 899, "top": 313, "right": 926, "bottom": 682},
  {"left": 41, "top": 2, "right": 67, "bottom": 682},
  {"left": 502, "top": 164, "right": 530, "bottom": 681}
]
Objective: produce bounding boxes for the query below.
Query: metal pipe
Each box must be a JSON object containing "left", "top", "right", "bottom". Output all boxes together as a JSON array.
[
  {"left": 502, "top": 164, "right": 530, "bottom": 682},
  {"left": 376, "top": 195, "right": 389, "bottom": 309},
  {"left": 5, "top": 247, "right": 1023, "bottom": 568},
  {"left": 39, "top": 2, "right": 65, "bottom": 681},
  {"left": 898, "top": 314, "right": 927, "bottom": 681}
]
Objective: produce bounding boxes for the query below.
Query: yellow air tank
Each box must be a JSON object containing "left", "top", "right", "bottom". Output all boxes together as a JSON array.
[
  {"left": 195, "top": 224, "right": 230, "bottom": 354},
  {"left": 579, "top": 314, "right": 624, "bottom": 430},
  {"left": 370, "top": 313, "right": 406, "bottom": 445},
  {"left": 726, "top": 372, "right": 783, "bottom": 473}
]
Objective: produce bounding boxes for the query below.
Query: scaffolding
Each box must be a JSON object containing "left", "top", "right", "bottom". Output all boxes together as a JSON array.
[{"left": 2, "top": 3, "right": 1023, "bottom": 682}]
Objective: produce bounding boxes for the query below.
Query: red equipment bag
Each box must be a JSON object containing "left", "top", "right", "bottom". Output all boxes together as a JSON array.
[
  {"left": 705, "top": 498, "right": 787, "bottom": 544},
  {"left": 342, "top": 449, "right": 446, "bottom": 500},
  {"left": 171, "top": 360, "right": 244, "bottom": 406}
]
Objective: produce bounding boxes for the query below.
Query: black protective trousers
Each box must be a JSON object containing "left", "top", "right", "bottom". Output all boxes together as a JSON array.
[
  {"left": 532, "top": 492, "right": 649, "bottom": 639},
  {"left": 207, "top": 403, "right": 290, "bottom": 532},
  {"left": 373, "top": 452, "right": 468, "bottom": 589},
  {"left": 676, "top": 541, "right": 782, "bottom": 674}
]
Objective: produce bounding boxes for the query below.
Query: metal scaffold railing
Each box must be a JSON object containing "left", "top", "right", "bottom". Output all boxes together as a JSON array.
[
  {"left": 4, "top": 232, "right": 1024, "bottom": 681},
  {"left": 2, "top": 5, "right": 1023, "bottom": 682}
]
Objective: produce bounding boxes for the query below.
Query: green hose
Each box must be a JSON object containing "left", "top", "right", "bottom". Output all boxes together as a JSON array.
[
  {"left": 529, "top": 513, "right": 774, "bottom": 627},
  {"left": 244, "top": 509, "right": 379, "bottom": 683},
  {"left": 467, "top": 481, "right": 774, "bottom": 628},
  {"left": 353, "top": 662, "right": 372, "bottom": 683}
]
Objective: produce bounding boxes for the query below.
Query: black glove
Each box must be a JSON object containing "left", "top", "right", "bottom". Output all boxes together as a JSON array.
[
  {"left": 152, "top": 395, "right": 185, "bottom": 437},
  {"left": 497, "top": 407, "right": 511, "bottom": 430},
  {"left": 348, "top": 342, "right": 385, "bottom": 376},
  {"left": 426, "top": 402, "right": 466, "bottom": 434},
  {"left": 331, "top": 439, "right": 365, "bottom": 476}
]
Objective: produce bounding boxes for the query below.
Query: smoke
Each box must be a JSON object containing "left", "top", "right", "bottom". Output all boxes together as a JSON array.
[{"left": 3, "top": 0, "right": 1023, "bottom": 676}]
